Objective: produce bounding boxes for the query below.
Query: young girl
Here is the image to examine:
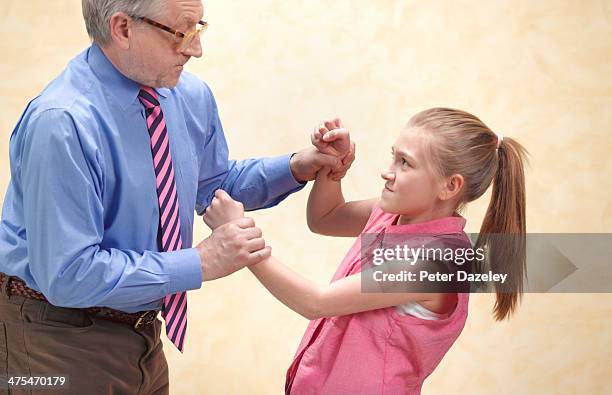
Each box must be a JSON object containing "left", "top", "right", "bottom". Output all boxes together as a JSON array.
[{"left": 204, "top": 108, "right": 528, "bottom": 394}]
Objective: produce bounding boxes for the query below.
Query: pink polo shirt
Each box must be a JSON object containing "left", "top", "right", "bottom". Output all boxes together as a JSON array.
[{"left": 286, "top": 204, "right": 472, "bottom": 394}]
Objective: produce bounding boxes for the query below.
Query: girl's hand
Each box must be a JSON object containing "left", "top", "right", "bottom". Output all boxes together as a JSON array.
[
  {"left": 311, "top": 118, "right": 351, "bottom": 157},
  {"left": 311, "top": 118, "right": 355, "bottom": 181},
  {"left": 203, "top": 189, "right": 245, "bottom": 230},
  {"left": 329, "top": 140, "right": 356, "bottom": 181}
]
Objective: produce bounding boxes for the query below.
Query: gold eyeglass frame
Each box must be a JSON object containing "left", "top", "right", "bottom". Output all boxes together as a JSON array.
[{"left": 133, "top": 16, "right": 208, "bottom": 50}]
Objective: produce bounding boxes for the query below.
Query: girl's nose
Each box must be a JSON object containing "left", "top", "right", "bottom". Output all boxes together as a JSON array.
[{"left": 381, "top": 170, "right": 394, "bottom": 181}]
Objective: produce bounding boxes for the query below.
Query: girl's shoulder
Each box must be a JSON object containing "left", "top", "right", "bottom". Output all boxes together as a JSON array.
[{"left": 361, "top": 201, "right": 396, "bottom": 232}]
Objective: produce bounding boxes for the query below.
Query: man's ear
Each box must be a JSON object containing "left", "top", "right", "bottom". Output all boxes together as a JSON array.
[
  {"left": 108, "top": 12, "right": 133, "bottom": 50},
  {"left": 439, "top": 173, "right": 464, "bottom": 201}
]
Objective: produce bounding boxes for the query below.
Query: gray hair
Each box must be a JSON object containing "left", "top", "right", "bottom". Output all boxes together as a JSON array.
[{"left": 82, "top": 0, "right": 165, "bottom": 46}]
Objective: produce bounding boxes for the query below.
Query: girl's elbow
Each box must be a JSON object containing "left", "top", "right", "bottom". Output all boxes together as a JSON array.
[
  {"left": 306, "top": 216, "right": 321, "bottom": 234},
  {"left": 302, "top": 308, "right": 324, "bottom": 321},
  {"left": 307, "top": 219, "right": 333, "bottom": 236},
  {"left": 303, "top": 302, "right": 329, "bottom": 320},
  {"left": 301, "top": 289, "right": 329, "bottom": 320},
  {"left": 300, "top": 310, "right": 320, "bottom": 320}
]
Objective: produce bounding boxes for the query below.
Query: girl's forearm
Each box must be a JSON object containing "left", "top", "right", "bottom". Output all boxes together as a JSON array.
[
  {"left": 306, "top": 168, "right": 345, "bottom": 232},
  {"left": 248, "top": 256, "right": 324, "bottom": 320},
  {"left": 249, "top": 256, "right": 427, "bottom": 319}
]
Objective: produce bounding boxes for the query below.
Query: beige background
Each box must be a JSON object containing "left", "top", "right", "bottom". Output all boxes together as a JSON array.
[{"left": 1, "top": 0, "right": 612, "bottom": 394}]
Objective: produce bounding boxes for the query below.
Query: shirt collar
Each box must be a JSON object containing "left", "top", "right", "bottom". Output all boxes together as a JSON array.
[
  {"left": 87, "top": 44, "right": 170, "bottom": 109},
  {"left": 385, "top": 213, "right": 467, "bottom": 235}
]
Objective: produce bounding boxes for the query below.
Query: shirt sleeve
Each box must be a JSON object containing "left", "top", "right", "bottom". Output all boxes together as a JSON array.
[
  {"left": 194, "top": 84, "right": 306, "bottom": 215},
  {"left": 19, "top": 109, "right": 202, "bottom": 309}
]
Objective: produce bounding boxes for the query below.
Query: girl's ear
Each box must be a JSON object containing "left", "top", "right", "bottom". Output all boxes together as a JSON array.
[{"left": 439, "top": 174, "right": 464, "bottom": 201}]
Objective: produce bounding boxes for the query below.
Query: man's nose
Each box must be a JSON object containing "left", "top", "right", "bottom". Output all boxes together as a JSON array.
[{"left": 181, "top": 35, "right": 203, "bottom": 58}]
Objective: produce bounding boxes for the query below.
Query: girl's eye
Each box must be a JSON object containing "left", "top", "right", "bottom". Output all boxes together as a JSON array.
[{"left": 401, "top": 158, "right": 409, "bottom": 167}]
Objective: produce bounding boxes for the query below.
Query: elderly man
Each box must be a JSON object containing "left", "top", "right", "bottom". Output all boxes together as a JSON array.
[{"left": 0, "top": 0, "right": 353, "bottom": 393}]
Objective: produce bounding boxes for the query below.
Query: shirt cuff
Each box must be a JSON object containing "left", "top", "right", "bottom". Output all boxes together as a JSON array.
[
  {"left": 165, "top": 248, "right": 202, "bottom": 295},
  {"left": 264, "top": 153, "right": 306, "bottom": 193}
]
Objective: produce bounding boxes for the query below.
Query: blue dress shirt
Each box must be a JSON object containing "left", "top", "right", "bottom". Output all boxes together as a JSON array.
[{"left": 0, "top": 44, "right": 304, "bottom": 313}]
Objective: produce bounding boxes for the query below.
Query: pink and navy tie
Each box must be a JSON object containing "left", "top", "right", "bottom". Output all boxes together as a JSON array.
[{"left": 138, "top": 86, "right": 188, "bottom": 352}]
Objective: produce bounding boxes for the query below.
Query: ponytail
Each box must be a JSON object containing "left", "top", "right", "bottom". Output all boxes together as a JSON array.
[{"left": 476, "top": 137, "right": 528, "bottom": 321}]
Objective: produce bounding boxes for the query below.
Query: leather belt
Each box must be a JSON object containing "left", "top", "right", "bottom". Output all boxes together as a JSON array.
[{"left": 0, "top": 273, "right": 159, "bottom": 330}]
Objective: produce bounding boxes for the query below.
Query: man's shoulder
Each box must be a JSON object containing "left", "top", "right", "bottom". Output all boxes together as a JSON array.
[
  {"left": 27, "top": 50, "right": 97, "bottom": 121},
  {"left": 13, "top": 50, "right": 110, "bottom": 153},
  {"left": 172, "top": 71, "right": 216, "bottom": 106}
]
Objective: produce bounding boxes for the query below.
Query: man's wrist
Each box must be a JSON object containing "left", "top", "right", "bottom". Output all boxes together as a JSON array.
[
  {"left": 289, "top": 152, "right": 307, "bottom": 185},
  {"left": 165, "top": 248, "right": 203, "bottom": 291}
]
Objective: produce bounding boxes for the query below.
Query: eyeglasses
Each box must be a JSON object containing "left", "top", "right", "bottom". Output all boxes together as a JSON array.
[{"left": 133, "top": 16, "right": 208, "bottom": 50}]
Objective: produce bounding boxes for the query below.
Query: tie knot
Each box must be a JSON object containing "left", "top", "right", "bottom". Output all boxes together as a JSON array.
[{"left": 138, "top": 86, "right": 160, "bottom": 109}]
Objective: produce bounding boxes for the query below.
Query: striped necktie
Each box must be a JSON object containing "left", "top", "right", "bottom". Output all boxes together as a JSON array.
[{"left": 138, "top": 86, "right": 188, "bottom": 352}]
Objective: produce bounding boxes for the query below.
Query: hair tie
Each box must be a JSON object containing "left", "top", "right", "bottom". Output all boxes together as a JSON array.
[{"left": 496, "top": 133, "right": 504, "bottom": 150}]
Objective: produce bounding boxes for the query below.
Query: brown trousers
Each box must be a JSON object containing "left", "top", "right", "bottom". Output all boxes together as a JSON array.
[{"left": 0, "top": 285, "right": 169, "bottom": 394}]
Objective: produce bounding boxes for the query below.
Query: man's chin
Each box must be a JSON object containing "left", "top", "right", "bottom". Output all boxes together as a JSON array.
[
  {"left": 158, "top": 74, "right": 182, "bottom": 89},
  {"left": 159, "top": 79, "right": 179, "bottom": 89}
]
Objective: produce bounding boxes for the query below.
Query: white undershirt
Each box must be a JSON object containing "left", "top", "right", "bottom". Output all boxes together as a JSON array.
[{"left": 395, "top": 301, "right": 449, "bottom": 320}]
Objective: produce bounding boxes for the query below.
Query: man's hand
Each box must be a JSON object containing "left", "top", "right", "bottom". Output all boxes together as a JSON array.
[
  {"left": 203, "top": 189, "right": 245, "bottom": 230},
  {"left": 197, "top": 190, "right": 269, "bottom": 281},
  {"left": 196, "top": 217, "right": 270, "bottom": 281},
  {"left": 290, "top": 117, "right": 356, "bottom": 183},
  {"left": 289, "top": 146, "right": 341, "bottom": 183}
]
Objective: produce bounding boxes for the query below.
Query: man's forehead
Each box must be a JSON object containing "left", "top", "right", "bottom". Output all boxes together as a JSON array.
[{"left": 166, "top": 0, "right": 204, "bottom": 24}]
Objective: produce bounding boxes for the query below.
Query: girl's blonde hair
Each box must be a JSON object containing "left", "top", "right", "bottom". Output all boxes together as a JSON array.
[{"left": 408, "top": 108, "right": 528, "bottom": 321}]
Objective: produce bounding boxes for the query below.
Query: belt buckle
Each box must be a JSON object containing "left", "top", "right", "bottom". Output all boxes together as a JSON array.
[{"left": 134, "top": 310, "right": 158, "bottom": 330}]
